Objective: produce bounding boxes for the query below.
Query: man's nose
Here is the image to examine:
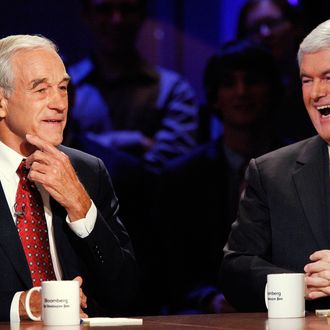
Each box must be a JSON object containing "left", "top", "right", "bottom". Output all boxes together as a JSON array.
[
  {"left": 109, "top": 9, "right": 124, "bottom": 24},
  {"left": 259, "top": 24, "right": 272, "bottom": 37},
  {"left": 48, "top": 90, "right": 67, "bottom": 111},
  {"left": 235, "top": 81, "right": 247, "bottom": 95},
  {"left": 311, "top": 80, "right": 327, "bottom": 101}
]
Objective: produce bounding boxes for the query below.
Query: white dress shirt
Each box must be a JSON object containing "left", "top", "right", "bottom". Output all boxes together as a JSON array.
[{"left": 0, "top": 141, "right": 97, "bottom": 322}]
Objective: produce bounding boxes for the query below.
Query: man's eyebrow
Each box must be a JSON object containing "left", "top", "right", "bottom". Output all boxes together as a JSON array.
[
  {"left": 62, "top": 75, "right": 71, "bottom": 83},
  {"left": 321, "top": 69, "right": 330, "bottom": 76},
  {"left": 29, "top": 75, "right": 71, "bottom": 90},
  {"left": 30, "top": 78, "right": 47, "bottom": 90},
  {"left": 300, "top": 69, "right": 330, "bottom": 79}
]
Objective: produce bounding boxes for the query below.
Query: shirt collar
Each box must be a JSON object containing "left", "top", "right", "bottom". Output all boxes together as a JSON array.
[{"left": 0, "top": 141, "right": 25, "bottom": 180}]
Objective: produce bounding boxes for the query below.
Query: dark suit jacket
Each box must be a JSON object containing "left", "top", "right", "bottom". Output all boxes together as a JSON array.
[
  {"left": 0, "top": 145, "right": 139, "bottom": 321},
  {"left": 220, "top": 135, "right": 330, "bottom": 312}
]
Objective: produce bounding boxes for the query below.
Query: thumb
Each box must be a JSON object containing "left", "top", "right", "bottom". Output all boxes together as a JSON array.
[{"left": 73, "top": 275, "right": 83, "bottom": 287}]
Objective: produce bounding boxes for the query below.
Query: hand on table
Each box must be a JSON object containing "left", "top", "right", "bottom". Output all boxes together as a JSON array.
[
  {"left": 75, "top": 276, "right": 88, "bottom": 317},
  {"left": 19, "top": 290, "right": 41, "bottom": 320},
  {"left": 304, "top": 249, "right": 330, "bottom": 299},
  {"left": 19, "top": 276, "right": 88, "bottom": 319}
]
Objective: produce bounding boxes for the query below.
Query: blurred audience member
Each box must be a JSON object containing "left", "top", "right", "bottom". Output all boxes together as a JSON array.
[
  {"left": 67, "top": 0, "right": 199, "bottom": 315},
  {"left": 237, "top": 0, "right": 314, "bottom": 141},
  {"left": 68, "top": 0, "right": 199, "bottom": 169},
  {"left": 156, "top": 40, "right": 287, "bottom": 314}
]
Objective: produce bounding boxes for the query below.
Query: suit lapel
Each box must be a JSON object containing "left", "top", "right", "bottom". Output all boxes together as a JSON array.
[
  {"left": 0, "top": 183, "right": 32, "bottom": 287},
  {"left": 293, "top": 136, "right": 329, "bottom": 249}
]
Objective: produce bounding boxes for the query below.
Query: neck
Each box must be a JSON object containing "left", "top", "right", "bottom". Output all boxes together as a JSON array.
[
  {"left": 0, "top": 127, "right": 35, "bottom": 157},
  {"left": 94, "top": 47, "right": 140, "bottom": 73},
  {"left": 223, "top": 123, "right": 275, "bottom": 158}
]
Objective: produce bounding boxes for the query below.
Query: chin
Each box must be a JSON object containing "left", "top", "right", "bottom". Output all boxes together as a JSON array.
[{"left": 43, "top": 135, "right": 63, "bottom": 146}]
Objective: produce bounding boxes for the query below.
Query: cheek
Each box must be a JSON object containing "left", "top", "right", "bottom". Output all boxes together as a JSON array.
[
  {"left": 277, "top": 23, "right": 292, "bottom": 37},
  {"left": 216, "top": 90, "right": 231, "bottom": 106},
  {"left": 5, "top": 112, "right": 31, "bottom": 138},
  {"left": 302, "top": 88, "right": 311, "bottom": 108},
  {"left": 215, "top": 98, "right": 231, "bottom": 119},
  {"left": 250, "top": 87, "right": 267, "bottom": 99}
]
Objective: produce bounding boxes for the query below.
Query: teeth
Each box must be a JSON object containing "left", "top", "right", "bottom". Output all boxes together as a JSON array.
[
  {"left": 317, "top": 105, "right": 330, "bottom": 117},
  {"left": 317, "top": 105, "right": 330, "bottom": 110}
]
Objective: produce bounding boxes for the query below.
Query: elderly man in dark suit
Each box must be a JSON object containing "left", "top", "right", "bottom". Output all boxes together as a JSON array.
[
  {"left": 220, "top": 19, "right": 330, "bottom": 312},
  {"left": 0, "top": 34, "right": 138, "bottom": 321}
]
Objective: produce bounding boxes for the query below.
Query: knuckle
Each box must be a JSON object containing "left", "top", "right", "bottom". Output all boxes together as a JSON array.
[
  {"left": 59, "top": 152, "right": 69, "bottom": 162},
  {"left": 34, "top": 150, "right": 43, "bottom": 158},
  {"left": 52, "top": 159, "right": 61, "bottom": 168}
]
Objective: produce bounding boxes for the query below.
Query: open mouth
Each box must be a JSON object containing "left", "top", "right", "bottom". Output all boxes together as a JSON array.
[{"left": 317, "top": 105, "right": 330, "bottom": 117}]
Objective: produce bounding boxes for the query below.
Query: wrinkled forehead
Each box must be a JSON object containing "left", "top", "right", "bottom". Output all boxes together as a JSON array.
[
  {"left": 12, "top": 47, "right": 64, "bottom": 67},
  {"left": 299, "top": 48, "right": 330, "bottom": 76},
  {"left": 11, "top": 48, "right": 69, "bottom": 83}
]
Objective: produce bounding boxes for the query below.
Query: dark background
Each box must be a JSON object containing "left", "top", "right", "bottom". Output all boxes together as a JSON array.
[{"left": 0, "top": 0, "right": 328, "bottom": 103}]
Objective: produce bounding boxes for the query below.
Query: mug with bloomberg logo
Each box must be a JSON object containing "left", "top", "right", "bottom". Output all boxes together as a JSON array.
[
  {"left": 25, "top": 280, "right": 80, "bottom": 326},
  {"left": 265, "top": 273, "right": 305, "bottom": 318}
]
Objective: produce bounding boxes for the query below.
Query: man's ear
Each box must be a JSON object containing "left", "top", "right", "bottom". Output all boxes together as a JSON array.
[{"left": 0, "top": 89, "right": 8, "bottom": 119}]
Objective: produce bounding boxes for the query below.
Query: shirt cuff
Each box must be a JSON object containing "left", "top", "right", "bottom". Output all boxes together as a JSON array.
[
  {"left": 10, "top": 291, "right": 22, "bottom": 322},
  {"left": 66, "top": 201, "right": 97, "bottom": 238}
]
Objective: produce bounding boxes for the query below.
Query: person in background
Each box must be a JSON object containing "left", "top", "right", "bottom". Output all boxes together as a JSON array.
[
  {"left": 236, "top": 0, "right": 314, "bottom": 142},
  {"left": 67, "top": 0, "right": 199, "bottom": 315},
  {"left": 0, "top": 34, "right": 138, "bottom": 321},
  {"left": 156, "top": 39, "right": 286, "bottom": 314},
  {"left": 220, "top": 19, "right": 330, "bottom": 312},
  {"left": 68, "top": 0, "right": 199, "bottom": 169}
]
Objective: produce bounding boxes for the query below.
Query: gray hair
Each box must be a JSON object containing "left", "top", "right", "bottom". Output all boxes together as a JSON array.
[
  {"left": 0, "top": 34, "right": 57, "bottom": 97},
  {"left": 298, "top": 19, "right": 330, "bottom": 66}
]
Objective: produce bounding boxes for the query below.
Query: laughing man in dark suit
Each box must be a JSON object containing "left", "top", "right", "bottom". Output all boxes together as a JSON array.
[{"left": 220, "top": 19, "right": 330, "bottom": 312}]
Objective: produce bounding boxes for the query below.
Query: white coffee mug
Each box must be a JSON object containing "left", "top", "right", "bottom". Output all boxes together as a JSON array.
[
  {"left": 265, "top": 273, "right": 305, "bottom": 318},
  {"left": 25, "top": 280, "right": 80, "bottom": 326}
]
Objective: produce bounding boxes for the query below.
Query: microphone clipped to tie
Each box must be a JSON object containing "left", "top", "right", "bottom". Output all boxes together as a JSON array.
[
  {"left": 14, "top": 210, "right": 25, "bottom": 216},
  {"left": 14, "top": 202, "right": 25, "bottom": 217}
]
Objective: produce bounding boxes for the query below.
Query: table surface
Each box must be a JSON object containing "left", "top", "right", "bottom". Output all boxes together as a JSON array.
[{"left": 2, "top": 312, "right": 330, "bottom": 329}]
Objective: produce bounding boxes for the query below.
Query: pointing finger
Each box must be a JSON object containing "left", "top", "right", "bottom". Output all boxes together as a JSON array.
[{"left": 26, "top": 134, "right": 58, "bottom": 155}]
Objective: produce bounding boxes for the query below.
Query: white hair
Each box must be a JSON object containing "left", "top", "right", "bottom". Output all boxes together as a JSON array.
[
  {"left": 298, "top": 19, "right": 330, "bottom": 66},
  {"left": 0, "top": 35, "right": 57, "bottom": 97}
]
